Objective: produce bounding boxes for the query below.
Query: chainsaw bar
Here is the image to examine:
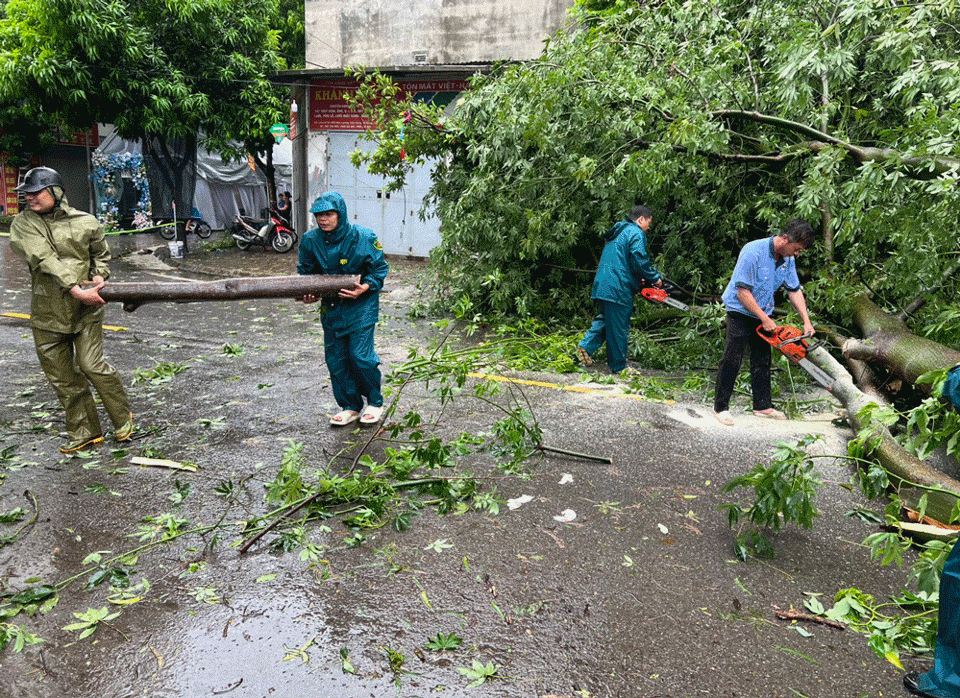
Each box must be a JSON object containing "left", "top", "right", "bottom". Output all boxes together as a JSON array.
[
  {"left": 640, "top": 287, "right": 690, "bottom": 312},
  {"left": 796, "top": 357, "right": 835, "bottom": 392}
]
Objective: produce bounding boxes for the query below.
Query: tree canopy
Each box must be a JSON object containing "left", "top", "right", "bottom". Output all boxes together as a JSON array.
[
  {"left": 0, "top": 0, "right": 287, "bottom": 162},
  {"left": 352, "top": 0, "right": 960, "bottom": 345},
  {"left": 277, "top": 0, "right": 305, "bottom": 70}
]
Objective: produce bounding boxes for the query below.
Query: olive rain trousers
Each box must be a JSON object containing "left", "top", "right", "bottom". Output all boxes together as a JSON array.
[{"left": 33, "top": 323, "right": 131, "bottom": 443}]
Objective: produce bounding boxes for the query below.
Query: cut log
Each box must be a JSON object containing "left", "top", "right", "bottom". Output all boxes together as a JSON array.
[
  {"left": 894, "top": 521, "right": 960, "bottom": 544},
  {"left": 90, "top": 275, "right": 360, "bottom": 312}
]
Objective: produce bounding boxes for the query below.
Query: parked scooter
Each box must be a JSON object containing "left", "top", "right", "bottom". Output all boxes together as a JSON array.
[
  {"left": 231, "top": 208, "right": 298, "bottom": 253},
  {"left": 158, "top": 208, "right": 213, "bottom": 240}
]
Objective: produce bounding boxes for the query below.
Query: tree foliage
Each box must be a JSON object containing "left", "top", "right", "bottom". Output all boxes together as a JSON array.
[
  {"left": 0, "top": 0, "right": 286, "bottom": 161},
  {"left": 277, "top": 0, "right": 305, "bottom": 70},
  {"left": 351, "top": 0, "right": 960, "bottom": 339}
]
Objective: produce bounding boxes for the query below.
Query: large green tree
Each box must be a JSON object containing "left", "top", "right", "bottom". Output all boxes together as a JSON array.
[
  {"left": 277, "top": 0, "right": 304, "bottom": 70},
  {"left": 0, "top": 0, "right": 286, "bottom": 210},
  {"left": 352, "top": 0, "right": 960, "bottom": 343}
]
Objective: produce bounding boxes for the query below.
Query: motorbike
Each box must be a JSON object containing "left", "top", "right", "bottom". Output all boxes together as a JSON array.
[
  {"left": 231, "top": 208, "right": 298, "bottom": 253},
  {"left": 158, "top": 208, "right": 213, "bottom": 240}
]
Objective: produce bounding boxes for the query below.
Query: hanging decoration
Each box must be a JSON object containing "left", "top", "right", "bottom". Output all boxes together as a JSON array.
[
  {"left": 91, "top": 152, "right": 151, "bottom": 229},
  {"left": 399, "top": 111, "right": 412, "bottom": 160}
]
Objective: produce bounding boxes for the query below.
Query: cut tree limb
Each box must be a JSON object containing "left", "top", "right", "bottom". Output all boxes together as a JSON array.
[
  {"left": 842, "top": 293, "right": 960, "bottom": 390},
  {"left": 90, "top": 275, "right": 360, "bottom": 312},
  {"left": 773, "top": 605, "right": 845, "bottom": 630},
  {"left": 805, "top": 344, "right": 960, "bottom": 522}
]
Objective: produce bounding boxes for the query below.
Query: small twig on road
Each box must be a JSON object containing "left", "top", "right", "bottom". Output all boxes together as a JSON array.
[
  {"left": 773, "top": 605, "right": 845, "bottom": 630},
  {"left": 535, "top": 444, "right": 612, "bottom": 463}
]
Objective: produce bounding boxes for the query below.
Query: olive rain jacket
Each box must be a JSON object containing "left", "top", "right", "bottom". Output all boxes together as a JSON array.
[
  {"left": 590, "top": 217, "right": 661, "bottom": 308},
  {"left": 297, "top": 191, "right": 389, "bottom": 335},
  {"left": 9, "top": 195, "right": 111, "bottom": 334}
]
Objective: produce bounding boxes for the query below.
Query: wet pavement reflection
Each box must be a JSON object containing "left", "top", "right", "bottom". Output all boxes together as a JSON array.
[{"left": 0, "top": 229, "right": 918, "bottom": 698}]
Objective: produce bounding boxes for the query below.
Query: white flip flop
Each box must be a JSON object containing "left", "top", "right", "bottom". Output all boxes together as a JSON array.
[
  {"left": 330, "top": 410, "right": 360, "bottom": 426},
  {"left": 359, "top": 405, "right": 383, "bottom": 425},
  {"left": 714, "top": 410, "right": 734, "bottom": 426}
]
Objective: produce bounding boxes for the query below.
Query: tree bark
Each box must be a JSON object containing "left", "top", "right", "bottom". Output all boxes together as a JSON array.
[
  {"left": 95, "top": 274, "right": 359, "bottom": 312},
  {"left": 842, "top": 294, "right": 960, "bottom": 389},
  {"left": 807, "top": 344, "right": 960, "bottom": 522}
]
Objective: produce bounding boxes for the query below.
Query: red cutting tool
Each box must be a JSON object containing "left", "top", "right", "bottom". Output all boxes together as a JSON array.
[
  {"left": 640, "top": 286, "right": 689, "bottom": 312},
  {"left": 757, "top": 324, "right": 834, "bottom": 391}
]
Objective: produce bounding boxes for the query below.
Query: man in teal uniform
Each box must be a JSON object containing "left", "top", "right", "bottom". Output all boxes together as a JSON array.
[
  {"left": 577, "top": 204, "right": 664, "bottom": 374},
  {"left": 9, "top": 166, "right": 134, "bottom": 453},
  {"left": 903, "top": 366, "right": 960, "bottom": 698},
  {"left": 297, "top": 191, "right": 390, "bottom": 426}
]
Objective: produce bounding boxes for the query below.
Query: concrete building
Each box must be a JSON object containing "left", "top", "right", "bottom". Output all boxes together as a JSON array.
[{"left": 284, "top": 0, "right": 575, "bottom": 256}]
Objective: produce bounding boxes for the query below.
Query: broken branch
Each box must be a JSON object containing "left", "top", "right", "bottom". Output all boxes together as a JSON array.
[{"left": 773, "top": 606, "right": 845, "bottom": 630}]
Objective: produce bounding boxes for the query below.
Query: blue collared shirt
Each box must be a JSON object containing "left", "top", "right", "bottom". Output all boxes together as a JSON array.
[{"left": 722, "top": 237, "right": 801, "bottom": 317}]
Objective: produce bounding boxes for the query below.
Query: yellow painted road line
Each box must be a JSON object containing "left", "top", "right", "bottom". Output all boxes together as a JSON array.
[
  {"left": 467, "top": 371, "right": 674, "bottom": 404},
  {"left": 1, "top": 312, "right": 128, "bottom": 332}
]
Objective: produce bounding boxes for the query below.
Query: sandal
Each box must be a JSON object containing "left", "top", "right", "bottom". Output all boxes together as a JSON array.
[
  {"left": 753, "top": 408, "right": 787, "bottom": 420},
  {"left": 714, "top": 411, "right": 734, "bottom": 426},
  {"left": 114, "top": 416, "right": 135, "bottom": 442},
  {"left": 359, "top": 405, "right": 383, "bottom": 425},
  {"left": 329, "top": 410, "right": 360, "bottom": 426}
]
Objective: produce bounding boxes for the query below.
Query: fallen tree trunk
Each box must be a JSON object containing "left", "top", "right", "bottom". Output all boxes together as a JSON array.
[
  {"left": 92, "top": 275, "right": 360, "bottom": 312},
  {"left": 806, "top": 336, "right": 960, "bottom": 523},
  {"left": 842, "top": 293, "right": 960, "bottom": 389}
]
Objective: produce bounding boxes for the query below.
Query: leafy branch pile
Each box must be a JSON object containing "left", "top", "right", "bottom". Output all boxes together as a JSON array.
[
  {"left": 346, "top": 0, "right": 960, "bottom": 351},
  {"left": 721, "top": 372, "right": 960, "bottom": 668},
  {"left": 0, "top": 333, "right": 553, "bottom": 683}
]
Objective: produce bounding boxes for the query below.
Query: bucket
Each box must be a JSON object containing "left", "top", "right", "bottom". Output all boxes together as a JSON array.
[{"left": 167, "top": 241, "right": 184, "bottom": 259}]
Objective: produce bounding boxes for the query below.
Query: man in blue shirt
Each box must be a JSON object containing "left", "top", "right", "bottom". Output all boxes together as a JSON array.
[
  {"left": 577, "top": 205, "right": 664, "bottom": 374},
  {"left": 713, "top": 219, "right": 815, "bottom": 425}
]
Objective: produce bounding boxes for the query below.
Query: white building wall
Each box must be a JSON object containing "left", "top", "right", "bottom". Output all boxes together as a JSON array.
[
  {"left": 305, "top": 0, "right": 573, "bottom": 68},
  {"left": 300, "top": 0, "right": 576, "bottom": 256}
]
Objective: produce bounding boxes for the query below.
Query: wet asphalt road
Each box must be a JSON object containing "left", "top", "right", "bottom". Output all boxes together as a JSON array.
[{"left": 0, "top": 230, "right": 923, "bottom": 697}]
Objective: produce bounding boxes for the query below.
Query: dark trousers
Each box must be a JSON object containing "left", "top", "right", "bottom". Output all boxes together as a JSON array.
[
  {"left": 713, "top": 311, "right": 772, "bottom": 413},
  {"left": 579, "top": 300, "right": 632, "bottom": 373},
  {"left": 916, "top": 541, "right": 960, "bottom": 696},
  {"left": 323, "top": 323, "right": 383, "bottom": 412}
]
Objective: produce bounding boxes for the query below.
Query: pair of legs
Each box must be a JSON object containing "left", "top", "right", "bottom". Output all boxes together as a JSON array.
[
  {"left": 33, "top": 323, "right": 132, "bottom": 447},
  {"left": 713, "top": 311, "right": 773, "bottom": 414},
  {"left": 904, "top": 541, "right": 960, "bottom": 697},
  {"left": 578, "top": 300, "right": 632, "bottom": 373},
  {"left": 323, "top": 323, "right": 383, "bottom": 423}
]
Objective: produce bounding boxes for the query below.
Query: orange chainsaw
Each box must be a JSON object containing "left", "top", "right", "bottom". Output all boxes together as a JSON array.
[
  {"left": 640, "top": 286, "right": 689, "bottom": 312},
  {"left": 757, "top": 324, "right": 834, "bottom": 391}
]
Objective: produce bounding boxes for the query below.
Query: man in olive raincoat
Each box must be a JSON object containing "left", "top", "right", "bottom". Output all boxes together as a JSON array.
[
  {"left": 297, "top": 191, "right": 389, "bottom": 426},
  {"left": 903, "top": 366, "right": 960, "bottom": 698},
  {"left": 577, "top": 204, "right": 663, "bottom": 374},
  {"left": 9, "top": 166, "right": 133, "bottom": 453}
]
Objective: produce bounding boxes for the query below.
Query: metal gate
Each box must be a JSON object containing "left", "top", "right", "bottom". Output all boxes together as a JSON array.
[{"left": 326, "top": 132, "right": 441, "bottom": 257}]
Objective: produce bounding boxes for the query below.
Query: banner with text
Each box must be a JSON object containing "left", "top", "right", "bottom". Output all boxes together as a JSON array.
[{"left": 309, "top": 77, "right": 471, "bottom": 131}]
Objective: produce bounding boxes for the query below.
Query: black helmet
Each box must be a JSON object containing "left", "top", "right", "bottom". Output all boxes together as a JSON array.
[{"left": 16, "top": 167, "right": 63, "bottom": 193}]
